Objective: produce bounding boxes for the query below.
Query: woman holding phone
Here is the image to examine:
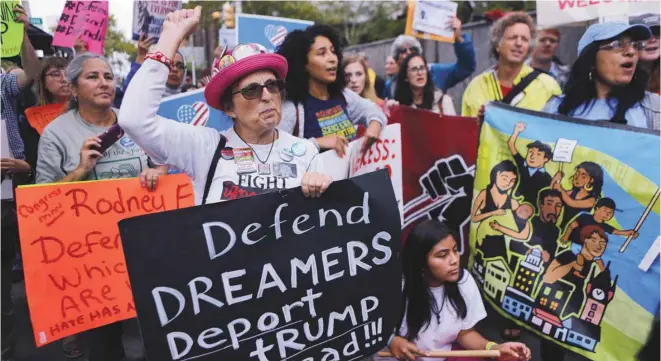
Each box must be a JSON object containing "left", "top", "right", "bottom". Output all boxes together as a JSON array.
[
  {"left": 35, "top": 53, "right": 167, "bottom": 361},
  {"left": 36, "top": 53, "right": 167, "bottom": 187}
]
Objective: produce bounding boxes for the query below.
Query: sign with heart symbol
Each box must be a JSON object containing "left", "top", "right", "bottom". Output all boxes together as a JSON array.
[
  {"left": 176, "top": 101, "right": 209, "bottom": 127},
  {"left": 264, "top": 24, "right": 288, "bottom": 46}
]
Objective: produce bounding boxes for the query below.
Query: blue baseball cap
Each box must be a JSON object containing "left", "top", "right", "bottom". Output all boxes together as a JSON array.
[{"left": 578, "top": 22, "right": 652, "bottom": 55}]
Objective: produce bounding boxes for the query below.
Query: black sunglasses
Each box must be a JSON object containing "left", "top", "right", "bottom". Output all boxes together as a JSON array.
[
  {"left": 232, "top": 79, "right": 286, "bottom": 100},
  {"left": 397, "top": 47, "right": 419, "bottom": 56}
]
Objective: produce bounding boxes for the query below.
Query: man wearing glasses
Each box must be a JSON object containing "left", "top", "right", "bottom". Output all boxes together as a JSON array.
[
  {"left": 527, "top": 28, "right": 570, "bottom": 89},
  {"left": 382, "top": 17, "right": 476, "bottom": 99}
]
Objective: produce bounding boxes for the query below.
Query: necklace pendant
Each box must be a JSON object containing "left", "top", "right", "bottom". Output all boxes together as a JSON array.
[{"left": 258, "top": 163, "right": 271, "bottom": 175}]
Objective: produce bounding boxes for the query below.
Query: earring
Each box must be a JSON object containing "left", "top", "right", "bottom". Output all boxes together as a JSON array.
[
  {"left": 584, "top": 183, "right": 593, "bottom": 192},
  {"left": 589, "top": 71, "right": 593, "bottom": 81}
]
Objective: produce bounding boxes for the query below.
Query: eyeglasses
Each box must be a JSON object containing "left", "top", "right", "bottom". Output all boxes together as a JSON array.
[
  {"left": 407, "top": 65, "right": 426, "bottom": 74},
  {"left": 232, "top": 79, "right": 286, "bottom": 100},
  {"left": 599, "top": 40, "right": 646, "bottom": 52},
  {"left": 397, "top": 47, "right": 419, "bottom": 56},
  {"left": 173, "top": 62, "right": 186, "bottom": 71},
  {"left": 46, "top": 70, "right": 65, "bottom": 78}
]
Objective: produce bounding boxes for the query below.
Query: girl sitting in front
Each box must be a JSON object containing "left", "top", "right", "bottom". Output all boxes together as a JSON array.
[{"left": 383, "top": 220, "right": 531, "bottom": 361}]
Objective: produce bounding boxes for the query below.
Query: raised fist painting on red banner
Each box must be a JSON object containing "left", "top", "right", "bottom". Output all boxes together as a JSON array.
[
  {"left": 387, "top": 105, "right": 479, "bottom": 262},
  {"left": 403, "top": 155, "right": 475, "bottom": 255}
]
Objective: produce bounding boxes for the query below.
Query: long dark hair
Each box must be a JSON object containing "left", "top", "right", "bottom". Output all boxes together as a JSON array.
[
  {"left": 573, "top": 161, "right": 604, "bottom": 199},
  {"left": 277, "top": 24, "right": 345, "bottom": 105},
  {"left": 399, "top": 220, "right": 467, "bottom": 340},
  {"left": 558, "top": 39, "right": 648, "bottom": 124},
  {"left": 394, "top": 54, "right": 436, "bottom": 110}
]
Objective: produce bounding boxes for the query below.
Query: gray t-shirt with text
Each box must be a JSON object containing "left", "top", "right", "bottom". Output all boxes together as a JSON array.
[{"left": 36, "top": 109, "right": 149, "bottom": 184}]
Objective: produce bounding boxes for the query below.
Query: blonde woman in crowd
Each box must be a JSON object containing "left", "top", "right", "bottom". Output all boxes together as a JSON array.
[{"left": 343, "top": 55, "right": 385, "bottom": 107}]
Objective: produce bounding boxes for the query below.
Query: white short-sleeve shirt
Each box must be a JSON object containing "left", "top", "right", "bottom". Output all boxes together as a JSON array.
[{"left": 378, "top": 270, "right": 487, "bottom": 361}]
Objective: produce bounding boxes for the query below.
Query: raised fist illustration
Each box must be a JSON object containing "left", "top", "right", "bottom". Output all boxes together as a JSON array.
[{"left": 419, "top": 155, "right": 475, "bottom": 250}]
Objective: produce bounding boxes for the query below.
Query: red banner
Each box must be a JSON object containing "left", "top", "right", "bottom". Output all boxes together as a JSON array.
[{"left": 389, "top": 106, "right": 480, "bottom": 263}]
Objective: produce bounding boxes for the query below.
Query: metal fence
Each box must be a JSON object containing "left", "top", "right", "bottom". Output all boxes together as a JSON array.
[{"left": 345, "top": 15, "right": 589, "bottom": 108}]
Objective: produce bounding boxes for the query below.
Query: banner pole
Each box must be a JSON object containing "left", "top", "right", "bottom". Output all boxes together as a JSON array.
[
  {"left": 378, "top": 350, "right": 500, "bottom": 358},
  {"left": 620, "top": 188, "right": 660, "bottom": 253}
]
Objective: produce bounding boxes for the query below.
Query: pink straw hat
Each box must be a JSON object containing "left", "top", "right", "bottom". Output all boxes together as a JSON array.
[{"left": 204, "top": 43, "right": 288, "bottom": 111}]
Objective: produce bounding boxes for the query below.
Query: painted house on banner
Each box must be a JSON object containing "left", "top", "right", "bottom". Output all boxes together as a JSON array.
[
  {"left": 483, "top": 259, "right": 511, "bottom": 303},
  {"left": 502, "top": 249, "right": 543, "bottom": 322},
  {"left": 472, "top": 250, "right": 485, "bottom": 284},
  {"left": 580, "top": 265, "right": 617, "bottom": 325},
  {"left": 563, "top": 317, "right": 600, "bottom": 352},
  {"left": 530, "top": 278, "right": 576, "bottom": 344},
  {"left": 529, "top": 264, "right": 618, "bottom": 352}
]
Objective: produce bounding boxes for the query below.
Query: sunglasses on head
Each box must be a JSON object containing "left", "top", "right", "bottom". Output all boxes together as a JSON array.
[
  {"left": 397, "top": 47, "right": 419, "bottom": 56},
  {"left": 232, "top": 79, "right": 286, "bottom": 100},
  {"left": 212, "top": 43, "right": 268, "bottom": 77}
]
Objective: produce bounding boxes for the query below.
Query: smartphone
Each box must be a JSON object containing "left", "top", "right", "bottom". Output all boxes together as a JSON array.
[{"left": 96, "top": 124, "right": 125, "bottom": 153}]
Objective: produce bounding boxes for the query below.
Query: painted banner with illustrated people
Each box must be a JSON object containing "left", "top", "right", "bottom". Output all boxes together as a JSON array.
[{"left": 469, "top": 103, "right": 660, "bottom": 361}]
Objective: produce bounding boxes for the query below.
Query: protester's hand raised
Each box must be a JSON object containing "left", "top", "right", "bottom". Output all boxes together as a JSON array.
[
  {"left": 13, "top": 4, "right": 29, "bottom": 32},
  {"left": 162, "top": 7, "right": 201, "bottom": 41},
  {"left": 137, "top": 33, "right": 155, "bottom": 56}
]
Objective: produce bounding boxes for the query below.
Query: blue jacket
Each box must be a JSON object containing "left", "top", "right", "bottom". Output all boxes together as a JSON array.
[
  {"left": 382, "top": 33, "right": 476, "bottom": 99},
  {"left": 122, "top": 61, "right": 142, "bottom": 94}
]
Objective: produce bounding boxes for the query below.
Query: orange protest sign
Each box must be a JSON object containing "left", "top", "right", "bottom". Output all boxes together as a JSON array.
[
  {"left": 15, "top": 174, "right": 194, "bottom": 347},
  {"left": 405, "top": 0, "right": 457, "bottom": 44},
  {"left": 24, "top": 103, "right": 67, "bottom": 135}
]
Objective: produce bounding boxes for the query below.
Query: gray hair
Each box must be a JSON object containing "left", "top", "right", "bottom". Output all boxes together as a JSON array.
[
  {"left": 489, "top": 11, "right": 536, "bottom": 60},
  {"left": 66, "top": 53, "right": 114, "bottom": 110},
  {"left": 391, "top": 35, "right": 423, "bottom": 59}
]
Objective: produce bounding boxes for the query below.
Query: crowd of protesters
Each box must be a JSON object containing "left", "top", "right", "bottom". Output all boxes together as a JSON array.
[{"left": 1, "top": 2, "right": 660, "bottom": 361}]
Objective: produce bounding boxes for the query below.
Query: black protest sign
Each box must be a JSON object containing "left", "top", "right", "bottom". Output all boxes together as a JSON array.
[{"left": 119, "top": 170, "right": 402, "bottom": 361}]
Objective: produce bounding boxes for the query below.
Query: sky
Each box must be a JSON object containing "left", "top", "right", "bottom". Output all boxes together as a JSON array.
[{"left": 28, "top": 0, "right": 135, "bottom": 40}]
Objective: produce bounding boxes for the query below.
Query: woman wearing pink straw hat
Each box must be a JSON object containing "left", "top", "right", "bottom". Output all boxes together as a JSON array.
[{"left": 119, "top": 7, "right": 332, "bottom": 205}]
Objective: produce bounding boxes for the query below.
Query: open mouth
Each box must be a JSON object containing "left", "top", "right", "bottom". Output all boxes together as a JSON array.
[
  {"left": 621, "top": 61, "right": 635, "bottom": 72},
  {"left": 326, "top": 66, "right": 337, "bottom": 75}
]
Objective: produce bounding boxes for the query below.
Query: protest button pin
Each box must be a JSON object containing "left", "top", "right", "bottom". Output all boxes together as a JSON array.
[
  {"left": 258, "top": 163, "right": 271, "bottom": 175},
  {"left": 220, "top": 147, "right": 234, "bottom": 160},
  {"left": 279, "top": 148, "right": 294, "bottom": 162},
  {"left": 233, "top": 148, "right": 257, "bottom": 174},
  {"left": 291, "top": 142, "right": 306, "bottom": 157}
]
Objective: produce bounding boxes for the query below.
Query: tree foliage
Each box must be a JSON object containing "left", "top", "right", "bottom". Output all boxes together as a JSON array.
[
  {"left": 181, "top": 1, "right": 537, "bottom": 47},
  {"left": 103, "top": 15, "right": 136, "bottom": 60}
]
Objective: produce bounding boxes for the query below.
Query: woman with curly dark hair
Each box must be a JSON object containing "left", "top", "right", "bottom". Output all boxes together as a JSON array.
[{"left": 277, "top": 24, "right": 387, "bottom": 157}]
